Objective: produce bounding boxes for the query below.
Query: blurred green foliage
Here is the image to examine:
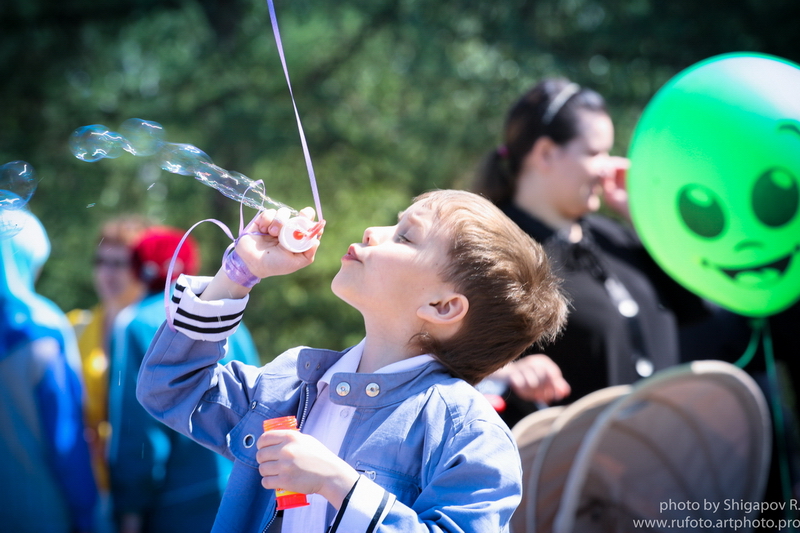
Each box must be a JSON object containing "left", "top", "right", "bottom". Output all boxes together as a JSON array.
[{"left": 1, "top": 0, "right": 798, "bottom": 361}]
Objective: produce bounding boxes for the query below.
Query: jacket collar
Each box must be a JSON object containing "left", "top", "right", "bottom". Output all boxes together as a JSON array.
[{"left": 296, "top": 347, "right": 452, "bottom": 408}]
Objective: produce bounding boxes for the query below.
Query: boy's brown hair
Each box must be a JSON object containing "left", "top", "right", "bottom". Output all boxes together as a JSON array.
[{"left": 412, "top": 190, "right": 568, "bottom": 385}]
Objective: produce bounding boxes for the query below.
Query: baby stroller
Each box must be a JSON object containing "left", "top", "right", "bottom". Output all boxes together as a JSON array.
[{"left": 511, "top": 360, "right": 771, "bottom": 533}]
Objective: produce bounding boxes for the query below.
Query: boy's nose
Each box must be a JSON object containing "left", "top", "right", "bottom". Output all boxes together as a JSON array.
[
  {"left": 362, "top": 226, "right": 387, "bottom": 245},
  {"left": 363, "top": 227, "right": 378, "bottom": 245}
]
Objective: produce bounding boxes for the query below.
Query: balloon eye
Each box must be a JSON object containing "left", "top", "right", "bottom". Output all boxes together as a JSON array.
[
  {"left": 752, "top": 167, "right": 799, "bottom": 228},
  {"left": 678, "top": 185, "right": 725, "bottom": 239}
]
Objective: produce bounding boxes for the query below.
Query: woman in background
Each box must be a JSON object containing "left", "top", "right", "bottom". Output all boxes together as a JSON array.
[{"left": 474, "top": 78, "right": 707, "bottom": 426}]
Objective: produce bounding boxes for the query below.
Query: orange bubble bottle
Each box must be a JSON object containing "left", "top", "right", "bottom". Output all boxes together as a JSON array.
[{"left": 262, "top": 416, "right": 310, "bottom": 510}]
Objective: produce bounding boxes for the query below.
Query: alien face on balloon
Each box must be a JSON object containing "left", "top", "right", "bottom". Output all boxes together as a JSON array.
[
  {"left": 678, "top": 122, "right": 800, "bottom": 290},
  {"left": 628, "top": 54, "right": 800, "bottom": 317}
]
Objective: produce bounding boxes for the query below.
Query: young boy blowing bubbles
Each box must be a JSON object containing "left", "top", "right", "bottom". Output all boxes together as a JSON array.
[{"left": 136, "top": 189, "right": 567, "bottom": 533}]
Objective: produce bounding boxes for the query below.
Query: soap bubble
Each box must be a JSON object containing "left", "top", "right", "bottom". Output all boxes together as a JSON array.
[
  {"left": 69, "top": 125, "right": 133, "bottom": 161},
  {"left": 158, "top": 143, "right": 212, "bottom": 176},
  {"left": 119, "top": 118, "right": 165, "bottom": 157},
  {"left": 0, "top": 200, "right": 29, "bottom": 240},
  {"left": 0, "top": 160, "right": 37, "bottom": 240},
  {"left": 192, "top": 160, "right": 269, "bottom": 208},
  {"left": 0, "top": 160, "right": 37, "bottom": 205},
  {"left": 0, "top": 191, "right": 25, "bottom": 210},
  {"left": 70, "top": 119, "right": 294, "bottom": 213}
]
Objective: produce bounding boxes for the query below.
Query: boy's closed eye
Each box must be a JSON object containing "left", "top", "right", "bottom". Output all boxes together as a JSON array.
[{"left": 395, "top": 218, "right": 418, "bottom": 244}]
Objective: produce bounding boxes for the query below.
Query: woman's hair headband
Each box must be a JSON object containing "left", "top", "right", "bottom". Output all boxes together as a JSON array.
[{"left": 542, "top": 83, "right": 581, "bottom": 125}]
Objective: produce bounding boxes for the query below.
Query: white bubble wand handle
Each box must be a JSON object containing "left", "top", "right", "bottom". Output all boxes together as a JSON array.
[{"left": 277, "top": 215, "right": 324, "bottom": 253}]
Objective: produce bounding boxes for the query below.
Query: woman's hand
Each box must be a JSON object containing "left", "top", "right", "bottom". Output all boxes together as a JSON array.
[
  {"left": 494, "top": 354, "right": 571, "bottom": 405},
  {"left": 256, "top": 429, "right": 359, "bottom": 510},
  {"left": 601, "top": 156, "right": 631, "bottom": 221}
]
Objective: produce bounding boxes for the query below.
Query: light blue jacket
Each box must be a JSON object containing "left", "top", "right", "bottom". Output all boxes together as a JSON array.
[
  {"left": 109, "top": 290, "right": 259, "bottom": 533},
  {"left": 0, "top": 210, "right": 96, "bottom": 533},
  {"left": 136, "top": 275, "right": 522, "bottom": 533}
]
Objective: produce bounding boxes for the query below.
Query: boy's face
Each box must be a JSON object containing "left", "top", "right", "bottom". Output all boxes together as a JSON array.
[{"left": 332, "top": 201, "right": 454, "bottom": 323}]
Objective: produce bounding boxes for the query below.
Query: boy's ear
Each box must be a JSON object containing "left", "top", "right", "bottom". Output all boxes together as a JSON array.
[{"left": 417, "top": 293, "right": 469, "bottom": 325}]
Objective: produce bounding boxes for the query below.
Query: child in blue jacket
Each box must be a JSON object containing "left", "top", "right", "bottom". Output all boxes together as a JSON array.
[
  {"left": 0, "top": 209, "right": 97, "bottom": 533},
  {"left": 137, "top": 189, "right": 567, "bottom": 532}
]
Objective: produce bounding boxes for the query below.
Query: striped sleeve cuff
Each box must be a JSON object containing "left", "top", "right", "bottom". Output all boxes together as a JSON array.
[
  {"left": 328, "top": 476, "right": 395, "bottom": 533},
  {"left": 169, "top": 274, "right": 249, "bottom": 342}
]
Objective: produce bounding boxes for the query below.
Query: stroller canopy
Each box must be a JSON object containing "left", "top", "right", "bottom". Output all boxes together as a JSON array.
[{"left": 512, "top": 360, "right": 771, "bottom": 533}]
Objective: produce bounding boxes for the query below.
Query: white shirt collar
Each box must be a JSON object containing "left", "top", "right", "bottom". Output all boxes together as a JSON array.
[
  {"left": 319, "top": 339, "right": 363, "bottom": 387},
  {"left": 318, "top": 338, "right": 436, "bottom": 387},
  {"left": 376, "top": 354, "right": 435, "bottom": 374}
]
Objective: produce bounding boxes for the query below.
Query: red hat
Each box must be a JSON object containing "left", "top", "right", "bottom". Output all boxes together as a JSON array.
[{"left": 131, "top": 226, "right": 199, "bottom": 292}]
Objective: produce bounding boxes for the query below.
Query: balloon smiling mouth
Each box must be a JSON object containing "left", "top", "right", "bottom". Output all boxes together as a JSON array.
[{"left": 704, "top": 244, "right": 799, "bottom": 287}]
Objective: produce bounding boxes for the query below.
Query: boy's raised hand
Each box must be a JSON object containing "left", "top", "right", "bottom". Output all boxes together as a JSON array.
[
  {"left": 200, "top": 206, "right": 321, "bottom": 301},
  {"left": 237, "top": 206, "right": 320, "bottom": 279}
]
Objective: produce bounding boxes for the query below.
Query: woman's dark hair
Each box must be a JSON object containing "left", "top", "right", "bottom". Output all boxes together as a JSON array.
[{"left": 473, "top": 78, "right": 608, "bottom": 205}]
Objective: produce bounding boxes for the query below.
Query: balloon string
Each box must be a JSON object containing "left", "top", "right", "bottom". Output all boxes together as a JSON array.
[
  {"left": 733, "top": 317, "right": 764, "bottom": 369},
  {"left": 265, "top": 0, "right": 324, "bottom": 223},
  {"left": 762, "top": 320, "right": 796, "bottom": 524},
  {"left": 737, "top": 318, "right": 795, "bottom": 523}
]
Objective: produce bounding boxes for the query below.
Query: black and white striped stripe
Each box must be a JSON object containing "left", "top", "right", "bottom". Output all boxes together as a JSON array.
[
  {"left": 328, "top": 476, "right": 395, "bottom": 533},
  {"left": 169, "top": 275, "right": 249, "bottom": 342}
]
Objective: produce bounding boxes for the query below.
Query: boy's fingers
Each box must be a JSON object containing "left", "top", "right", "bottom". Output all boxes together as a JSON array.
[
  {"left": 301, "top": 244, "right": 319, "bottom": 262},
  {"left": 257, "top": 460, "right": 285, "bottom": 489},
  {"left": 298, "top": 206, "right": 316, "bottom": 220},
  {"left": 267, "top": 207, "right": 292, "bottom": 236},
  {"left": 256, "top": 429, "right": 293, "bottom": 450},
  {"left": 275, "top": 207, "right": 292, "bottom": 223},
  {"left": 247, "top": 209, "right": 277, "bottom": 234}
]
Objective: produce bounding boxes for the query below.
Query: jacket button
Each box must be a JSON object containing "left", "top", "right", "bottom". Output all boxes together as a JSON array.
[
  {"left": 336, "top": 382, "right": 351, "bottom": 396},
  {"left": 365, "top": 383, "right": 380, "bottom": 397},
  {"left": 243, "top": 434, "right": 255, "bottom": 448}
]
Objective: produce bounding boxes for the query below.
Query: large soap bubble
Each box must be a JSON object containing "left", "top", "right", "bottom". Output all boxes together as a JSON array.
[
  {"left": 69, "top": 119, "right": 290, "bottom": 213},
  {"left": 0, "top": 160, "right": 38, "bottom": 239},
  {"left": 0, "top": 160, "right": 37, "bottom": 206}
]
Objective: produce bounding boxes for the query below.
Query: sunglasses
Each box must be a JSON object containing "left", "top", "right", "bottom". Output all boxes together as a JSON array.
[{"left": 94, "top": 257, "right": 131, "bottom": 269}]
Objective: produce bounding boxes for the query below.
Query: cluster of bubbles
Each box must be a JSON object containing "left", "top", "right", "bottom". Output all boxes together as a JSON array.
[
  {"left": 0, "top": 160, "right": 38, "bottom": 239},
  {"left": 69, "top": 118, "right": 296, "bottom": 214}
]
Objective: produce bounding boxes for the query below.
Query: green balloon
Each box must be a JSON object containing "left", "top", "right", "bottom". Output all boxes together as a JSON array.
[{"left": 628, "top": 53, "right": 800, "bottom": 317}]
